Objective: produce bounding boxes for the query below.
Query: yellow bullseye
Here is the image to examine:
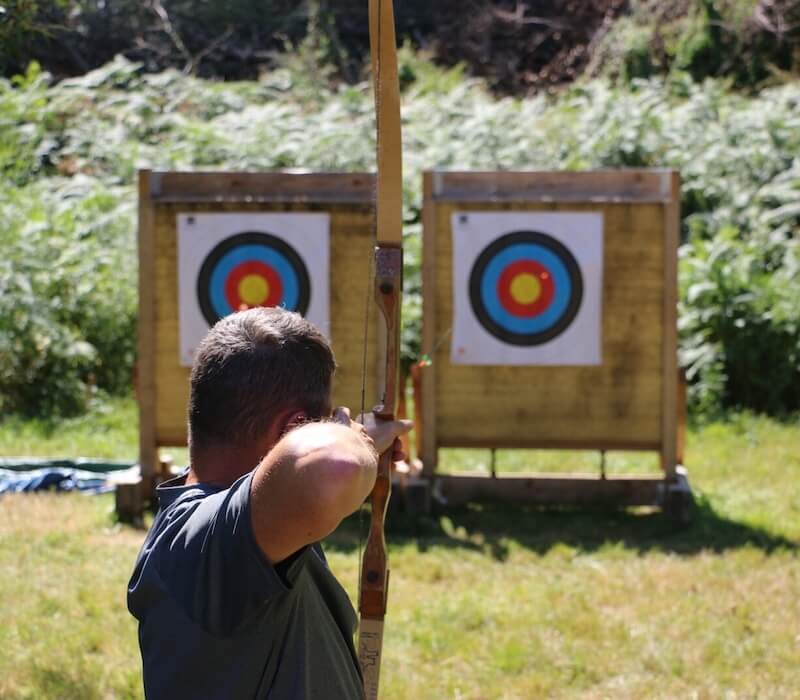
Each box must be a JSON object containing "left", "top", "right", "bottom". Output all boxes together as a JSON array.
[
  {"left": 238, "top": 274, "right": 270, "bottom": 306},
  {"left": 510, "top": 273, "right": 541, "bottom": 305}
]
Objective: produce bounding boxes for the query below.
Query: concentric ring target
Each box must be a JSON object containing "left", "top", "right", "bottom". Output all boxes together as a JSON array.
[
  {"left": 196, "top": 231, "right": 311, "bottom": 325},
  {"left": 468, "top": 230, "right": 583, "bottom": 346}
]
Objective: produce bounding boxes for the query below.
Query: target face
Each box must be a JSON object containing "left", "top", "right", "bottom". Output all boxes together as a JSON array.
[
  {"left": 469, "top": 231, "right": 583, "bottom": 346},
  {"left": 451, "top": 211, "right": 603, "bottom": 366},
  {"left": 178, "top": 213, "right": 329, "bottom": 366},
  {"left": 196, "top": 232, "right": 311, "bottom": 325}
]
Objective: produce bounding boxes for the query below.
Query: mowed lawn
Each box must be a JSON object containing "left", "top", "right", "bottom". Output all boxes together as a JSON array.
[{"left": 0, "top": 400, "right": 798, "bottom": 699}]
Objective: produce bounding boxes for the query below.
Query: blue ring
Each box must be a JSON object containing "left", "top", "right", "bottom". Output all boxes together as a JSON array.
[{"left": 209, "top": 244, "right": 299, "bottom": 318}]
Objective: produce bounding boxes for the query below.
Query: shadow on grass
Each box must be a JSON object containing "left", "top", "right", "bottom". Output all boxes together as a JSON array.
[{"left": 326, "top": 495, "right": 798, "bottom": 561}]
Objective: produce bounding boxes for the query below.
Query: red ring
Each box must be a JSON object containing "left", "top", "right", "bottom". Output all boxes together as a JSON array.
[
  {"left": 224, "top": 261, "right": 283, "bottom": 311},
  {"left": 497, "top": 259, "right": 555, "bottom": 317}
]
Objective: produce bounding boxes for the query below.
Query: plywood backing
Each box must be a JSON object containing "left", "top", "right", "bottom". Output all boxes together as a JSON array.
[
  {"left": 422, "top": 171, "right": 679, "bottom": 465},
  {"left": 141, "top": 171, "right": 379, "bottom": 460}
]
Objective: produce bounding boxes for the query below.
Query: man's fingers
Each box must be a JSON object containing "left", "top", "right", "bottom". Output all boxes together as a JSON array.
[
  {"left": 359, "top": 415, "right": 412, "bottom": 434},
  {"left": 332, "top": 407, "right": 351, "bottom": 425},
  {"left": 393, "top": 419, "right": 413, "bottom": 436}
]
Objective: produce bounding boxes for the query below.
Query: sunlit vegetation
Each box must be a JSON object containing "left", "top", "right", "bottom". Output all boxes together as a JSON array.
[{"left": 1, "top": 54, "right": 798, "bottom": 419}]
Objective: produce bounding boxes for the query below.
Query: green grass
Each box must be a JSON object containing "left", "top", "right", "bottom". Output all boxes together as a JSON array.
[
  {"left": 0, "top": 404, "right": 798, "bottom": 698},
  {"left": 438, "top": 447, "right": 660, "bottom": 476},
  {"left": 0, "top": 397, "right": 140, "bottom": 461}
]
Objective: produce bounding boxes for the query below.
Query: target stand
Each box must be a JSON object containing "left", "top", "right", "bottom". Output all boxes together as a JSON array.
[
  {"left": 419, "top": 170, "right": 691, "bottom": 524},
  {"left": 120, "top": 170, "right": 384, "bottom": 521}
]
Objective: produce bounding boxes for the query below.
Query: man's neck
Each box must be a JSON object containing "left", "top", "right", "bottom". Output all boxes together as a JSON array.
[{"left": 187, "top": 442, "right": 270, "bottom": 488}]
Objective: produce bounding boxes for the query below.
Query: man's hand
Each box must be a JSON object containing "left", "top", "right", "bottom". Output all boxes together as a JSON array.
[
  {"left": 358, "top": 411, "right": 412, "bottom": 462},
  {"left": 332, "top": 407, "right": 412, "bottom": 462}
]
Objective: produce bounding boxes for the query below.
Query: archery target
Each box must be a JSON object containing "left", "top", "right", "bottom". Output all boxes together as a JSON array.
[
  {"left": 452, "top": 212, "right": 603, "bottom": 365},
  {"left": 469, "top": 231, "right": 583, "bottom": 346},
  {"left": 178, "top": 213, "right": 329, "bottom": 366},
  {"left": 196, "top": 232, "right": 311, "bottom": 325}
]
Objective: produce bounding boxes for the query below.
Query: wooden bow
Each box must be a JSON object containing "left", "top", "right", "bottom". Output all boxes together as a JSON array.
[{"left": 358, "top": 0, "right": 402, "bottom": 698}]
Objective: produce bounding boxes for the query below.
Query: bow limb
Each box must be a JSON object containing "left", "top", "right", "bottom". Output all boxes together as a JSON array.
[{"left": 358, "top": 1, "right": 402, "bottom": 698}]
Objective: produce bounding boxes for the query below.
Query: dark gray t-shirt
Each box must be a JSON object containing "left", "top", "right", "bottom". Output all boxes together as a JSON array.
[{"left": 127, "top": 471, "right": 364, "bottom": 699}]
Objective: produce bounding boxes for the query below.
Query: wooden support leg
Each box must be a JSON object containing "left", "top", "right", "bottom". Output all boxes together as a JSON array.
[
  {"left": 663, "top": 466, "right": 693, "bottom": 529},
  {"left": 115, "top": 479, "right": 145, "bottom": 527},
  {"left": 677, "top": 368, "right": 687, "bottom": 466}
]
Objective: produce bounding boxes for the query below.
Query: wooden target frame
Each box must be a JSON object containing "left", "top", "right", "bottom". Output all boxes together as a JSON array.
[
  {"left": 129, "top": 170, "right": 381, "bottom": 513},
  {"left": 419, "top": 170, "right": 690, "bottom": 515}
]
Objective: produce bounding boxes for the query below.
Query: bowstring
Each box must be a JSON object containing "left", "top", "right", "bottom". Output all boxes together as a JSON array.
[{"left": 357, "top": 231, "right": 374, "bottom": 588}]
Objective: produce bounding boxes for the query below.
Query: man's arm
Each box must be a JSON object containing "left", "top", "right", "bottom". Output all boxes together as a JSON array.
[{"left": 249, "top": 409, "right": 411, "bottom": 564}]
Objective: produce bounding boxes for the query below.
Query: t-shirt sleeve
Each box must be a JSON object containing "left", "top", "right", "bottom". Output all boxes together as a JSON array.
[{"left": 147, "top": 471, "right": 299, "bottom": 637}]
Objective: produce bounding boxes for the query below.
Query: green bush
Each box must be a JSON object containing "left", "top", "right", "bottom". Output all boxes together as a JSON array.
[
  {"left": 0, "top": 177, "right": 136, "bottom": 416},
  {"left": 680, "top": 226, "right": 800, "bottom": 416},
  {"left": 0, "top": 55, "right": 798, "bottom": 418}
]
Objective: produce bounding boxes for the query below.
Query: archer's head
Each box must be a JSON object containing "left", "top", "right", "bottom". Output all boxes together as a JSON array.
[{"left": 187, "top": 307, "right": 336, "bottom": 483}]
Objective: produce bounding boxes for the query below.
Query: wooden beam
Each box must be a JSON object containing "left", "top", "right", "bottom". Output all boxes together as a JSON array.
[
  {"left": 148, "top": 171, "right": 375, "bottom": 203},
  {"left": 435, "top": 473, "right": 666, "bottom": 507},
  {"left": 436, "top": 438, "right": 661, "bottom": 451},
  {"left": 429, "top": 170, "right": 675, "bottom": 203}
]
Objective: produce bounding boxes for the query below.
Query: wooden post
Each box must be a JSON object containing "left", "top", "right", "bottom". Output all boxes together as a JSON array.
[
  {"left": 410, "top": 361, "right": 425, "bottom": 462},
  {"left": 660, "top": 171, "right": 680, "bottom": 479},
  {"left": 138, "top": 170, "right": 159, "bottom": 504},
  {"left": 420, "top": 171, "right": 438, "bottom": 477},
  {"left": 396, "top": 368, "right": 411, "bottom": 460}
]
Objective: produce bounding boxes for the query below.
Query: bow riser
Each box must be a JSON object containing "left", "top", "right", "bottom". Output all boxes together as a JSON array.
[{"left": 358, "top": 246, "right": 401, "bottom": 699}]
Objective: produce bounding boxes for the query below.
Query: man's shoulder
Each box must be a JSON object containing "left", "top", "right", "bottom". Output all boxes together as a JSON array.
[
  {"left": 127, "top": 469, "right": 289, "bottom": 632},
  {"left": 143, "top": 474, "right": 253, "bottom": 558}
]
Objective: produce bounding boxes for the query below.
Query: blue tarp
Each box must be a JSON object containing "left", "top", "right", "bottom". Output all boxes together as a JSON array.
[
  {"left": 0, "top": 457, "right": 134, "bottom": 474},
  {"left": 0, "top": 458, "right": 137, "bottom": 495},
  {"left": 0, "top": 466, "right": 126, "bottom": 495}
]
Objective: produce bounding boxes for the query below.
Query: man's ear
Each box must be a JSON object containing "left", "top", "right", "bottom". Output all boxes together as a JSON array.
[
  {"left": 280, "top": 410, "right": 308, "bottom": 436},
  {"left": 257, "top": 410, "right": 309, "bottom": 458}
]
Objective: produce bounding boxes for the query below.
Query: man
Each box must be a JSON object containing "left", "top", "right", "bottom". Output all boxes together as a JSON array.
[{"left": 128, "top": 307, "right": 411, "bottom": 699}]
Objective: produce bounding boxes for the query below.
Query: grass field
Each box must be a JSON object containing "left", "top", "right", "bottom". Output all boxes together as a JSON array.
[{"left": 1, "top": 400, "right": 798, "bottom": 698}]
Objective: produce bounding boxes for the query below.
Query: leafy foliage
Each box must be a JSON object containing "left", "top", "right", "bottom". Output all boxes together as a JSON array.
[
  {"left": 0, "top": 177, "right": 136, "bottom": 416},
  {"left": 1, "top": 55, "right": 798, "bottom": 417},
  {"left": 680, "top": 227, "right": 799, "bottom": 415},
  {"left": 594, "top": 0, "right": 800, "bottom": 89}
]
